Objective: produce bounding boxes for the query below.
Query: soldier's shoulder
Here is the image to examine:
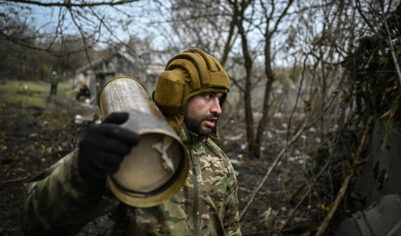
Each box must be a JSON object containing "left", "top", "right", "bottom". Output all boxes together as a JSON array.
[{"left": 205, "top": 138, "right": 233, "bottom": 166}]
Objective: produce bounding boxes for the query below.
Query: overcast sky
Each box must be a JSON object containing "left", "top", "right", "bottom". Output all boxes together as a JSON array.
[{"left": 20, "top": 1, "right": 172, "bottom": 50}]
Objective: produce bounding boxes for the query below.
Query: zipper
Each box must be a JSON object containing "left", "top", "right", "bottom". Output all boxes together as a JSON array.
[{"left": 189, "top": 148, "right": 200, "bottom": 236}]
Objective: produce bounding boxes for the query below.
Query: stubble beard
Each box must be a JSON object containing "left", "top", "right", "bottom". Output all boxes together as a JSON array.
[{"left": 184, "top": 114, "right": 217, "bottom": 137}]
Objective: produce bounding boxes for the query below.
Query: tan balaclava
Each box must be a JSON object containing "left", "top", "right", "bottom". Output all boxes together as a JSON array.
[{"left": 153, "top": 48, "right": 230, "bottom": 140}]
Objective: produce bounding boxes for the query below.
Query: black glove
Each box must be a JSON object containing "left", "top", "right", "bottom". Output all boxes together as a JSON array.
[{"left": 77, "top": 112, "right": 140, "bottom": 182}]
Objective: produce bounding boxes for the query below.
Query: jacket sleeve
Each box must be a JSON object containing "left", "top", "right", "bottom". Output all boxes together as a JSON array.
[
  {"left": 223, "top": 171, "right": 242, "bottom": 236},
  {"left": 208, "top": 139, "right": 242, "bottom": 236},
  {"left": 19, "top": 151, "right": 118, "bottom": 236}
]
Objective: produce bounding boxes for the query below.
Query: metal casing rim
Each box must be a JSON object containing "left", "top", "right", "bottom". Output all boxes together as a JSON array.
[{"left": 98, "top": 76, "right": 190, "bottom": 207}]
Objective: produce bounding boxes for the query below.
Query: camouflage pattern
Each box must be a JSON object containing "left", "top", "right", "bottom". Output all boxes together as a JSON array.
[
  {"left": 49, "top": 73, "right": 59, "bottom": 85},
  {"left": 20, "top": 126, "right": 242, "bottom": 236}
]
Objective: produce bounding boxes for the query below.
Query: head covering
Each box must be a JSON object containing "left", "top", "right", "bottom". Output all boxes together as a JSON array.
[{"left": 153, "top": 48, "right": 230, "bottom": 140}]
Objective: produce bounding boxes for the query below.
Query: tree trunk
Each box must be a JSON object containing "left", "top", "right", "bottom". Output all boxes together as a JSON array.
[
  {"left": 253, "top": 35, "right": 274, "bottom": 158},
  {"left": 220, "top": 18, "right": 236, "bottom": 67},
  {"left": 236, "top": 6, "right": 255, "bottom": 156}
]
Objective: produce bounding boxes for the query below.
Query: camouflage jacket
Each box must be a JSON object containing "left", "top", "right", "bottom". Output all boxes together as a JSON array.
[
  {"left": 49, "top": 74, "right": 59, "bottom": 85},
  {"left": 20, "top": 127, "right": 242, "bottom": 236}
]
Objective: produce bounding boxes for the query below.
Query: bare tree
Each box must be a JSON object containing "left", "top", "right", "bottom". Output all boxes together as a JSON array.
[
  {"left": 227, "top": 0, "right": 255, "bottom": 155},
  {"left": 252, "top": 0, "right": 295, "bottom": 157},
  {"left": 0, "top": 0, "right": 143, "bottom": 57}
]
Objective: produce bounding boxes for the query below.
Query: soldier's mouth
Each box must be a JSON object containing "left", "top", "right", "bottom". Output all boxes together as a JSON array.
[
  {"left": 204, "top": 120, "right": 215, "bottom": 128},
  {"left": 203, "top": 116, "right": 217, "bottom": 128}
]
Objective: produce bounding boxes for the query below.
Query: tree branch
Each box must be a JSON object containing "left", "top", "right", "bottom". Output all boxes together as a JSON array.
[
  {"left": 7, "top": 0, "right": 140, "bottom": 7},
  {"left": 68, "top": 7, "right": 93, "bottom": 66},
  {"left": 240, "top": 92, "right": 340, "bottom": 219},
  {"left": 271, "top": 0, "right": 294, "bottom": 35},
  {"left": 382, "top": 14, "right": 401, "bottom": 87}
]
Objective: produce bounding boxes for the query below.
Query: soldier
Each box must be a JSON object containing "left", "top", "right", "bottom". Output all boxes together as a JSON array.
[
  {"left": 75, "top": 82, "right": 91, "bottom": 101},
  {"left": 20, "top": 49, "right": 242, "bottom": 236},
  {"left": 49, "top": 71, "right": 59, "bottom": 96}
]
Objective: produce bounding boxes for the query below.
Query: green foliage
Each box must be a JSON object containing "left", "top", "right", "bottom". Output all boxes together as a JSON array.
[{"left": 40, "top": 65, "right": 51, "bottom": 81}]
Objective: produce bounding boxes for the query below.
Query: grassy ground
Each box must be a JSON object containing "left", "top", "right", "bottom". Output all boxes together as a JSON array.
[{"left": 0, "top": 80, "right": 77, "bottom": 108}]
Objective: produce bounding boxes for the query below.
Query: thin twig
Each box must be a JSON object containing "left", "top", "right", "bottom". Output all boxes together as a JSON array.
[
  {"left": 68, "top": 8, "right": 93, "bottom": 68},
  {"left": 0, "top": 176, "right": 29, "bottom": 184},
  {"left": 278, "top": 152, "right": 332, "bottom": 233},
  {"left": 239, "top": 100, "right": 336, "bottom": 219},
  {"left": 7, "top": 0, "right": 140, "bottom": 7},
  {"left": 382, "top": 15, "right": 401, "bottom": 87}
]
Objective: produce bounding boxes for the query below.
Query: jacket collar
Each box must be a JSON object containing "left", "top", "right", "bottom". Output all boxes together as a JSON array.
[{"left": 180, "top": 124, "right": 207, "bottom": 145}]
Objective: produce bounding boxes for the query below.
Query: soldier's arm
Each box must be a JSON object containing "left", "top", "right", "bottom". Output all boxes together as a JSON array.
[
  {"left": 223, "top": 174, "right": 242, "bottom": 236},
  {"left": 220, "top": 152, "right": 242, "bottom": 236},
  {"left": 20, "top": 112, "right": 140, "bottom": 235},
  {"left": 19, "top": 151, "right": 116, "bottom": 236},
  {"left": 208, "top": 140, "right": 242, "bottom": 236}
]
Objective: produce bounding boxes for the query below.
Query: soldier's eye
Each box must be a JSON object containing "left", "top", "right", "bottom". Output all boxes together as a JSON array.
[{"left": 204, "top": 94, "right": 211, "bottom": 99}]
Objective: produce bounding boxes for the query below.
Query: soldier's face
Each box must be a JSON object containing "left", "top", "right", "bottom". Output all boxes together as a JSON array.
[{"left": 184, "top": 92, "right": 223, "bottom": 136}]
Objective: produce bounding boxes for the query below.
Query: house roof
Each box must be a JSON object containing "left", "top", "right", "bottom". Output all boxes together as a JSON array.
[
  {"left": 75, "top": 50, "right": 142, "bottom": 74},
  {"left": 75, "top": 48, "right": 171, "bottom": 75}
]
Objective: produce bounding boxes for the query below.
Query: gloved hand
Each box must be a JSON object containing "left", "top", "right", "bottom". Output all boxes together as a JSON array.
[{"left": 77, "top": 112, "right": 140, "bottom": 182}]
